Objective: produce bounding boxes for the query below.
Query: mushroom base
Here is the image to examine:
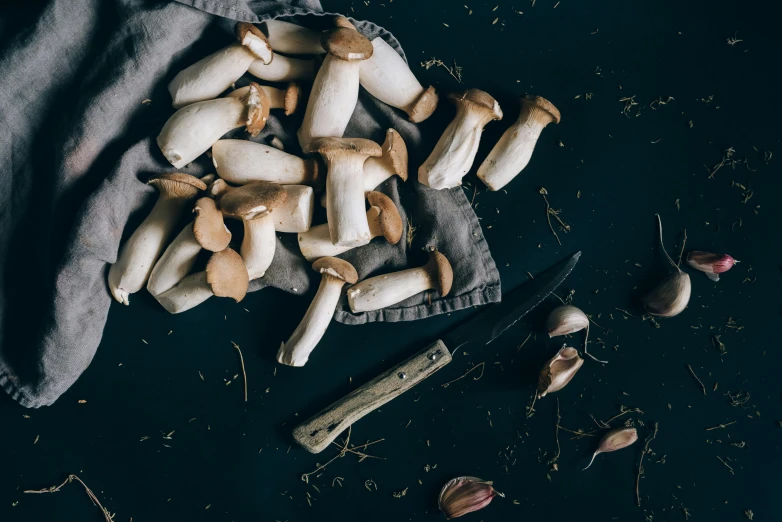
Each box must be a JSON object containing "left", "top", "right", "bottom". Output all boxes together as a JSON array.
[{"left": 155, "top": 271, "right": 214, "bottom": 314}]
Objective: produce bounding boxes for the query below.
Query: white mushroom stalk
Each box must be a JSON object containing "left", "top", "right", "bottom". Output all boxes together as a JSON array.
[
  {"left": 219, "top": 182, "right": 288, "bottom": 280},
  {"left": 168, "top": 23, "right": 273, "bottom": 109},
  {"left": 212, "top": 139, "right": 320, "bottom": 186},
  {"left": 299, "top": 191, "right": 402, "bottom": 261},
  {"left": 347, "top": 250, "right": 453, "bottom": 313},
  {"left": 297, "top": 27, "right": 374, "bottom": 152},
  {"left": 310, "top": 137, "right": 382, "bottom": 247},
  {"left": 359, "top": 37, "right": 439, "bottom": 122},
  {"left": 277, "top": 257, "right": 358, "bottom": 367},
  {"left": 248, "top": 53, "right": 315, "bottom": 82},
  {"left": 228, "top": 82, "right": 302, "bottom": 116},
  {"left": 108, "top": 173, "right": 206, "bottom": 305},
  {"left": 477, "top": 95, "right": 561, "bottom": 191},
  {"left": 260, "top": 19, "right": 325, "bottom": 55},
  {"left": 418, "top": 89, "right": 503, "bottom": 190},
  {"left": 157, "top": 83, "right": 270, "bottom": 169},
  {"left": 156, "top": 248, "right": 248, "bottom": 314},
  {"left": 147, "top": 197, "right": 231, "bottom": 297}
]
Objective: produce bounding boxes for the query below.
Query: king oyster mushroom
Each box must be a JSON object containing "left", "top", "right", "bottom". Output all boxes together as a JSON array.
[
  {"left": 219, "top": 182, "right": 287, "bottom": 280},
  {"left": 168, "top": 22, "right": 273, "bottom": 109},
  {"left": 260, "top": 19, "right": 326, "bottom": 55},
  {"left": 157, "top": 82, "right": 270, "bottom": 169},
  {"left": 418, "top": 89, "right": 502, "bottom": 190},
  {"left": 347, "top": 249, "right": 453, "bottom": 313},
  {"left": 147, "top": 197, "right": 232, "bottom": 297},
  {"left": 310, "top": 137, "right": 382, "bottom": 247},
  {"left": 277, "top": 257, "right": 358, "bottom": 367},
  {"left": 299, "top": 191, "right": 402, "bottom": 261},
  {"left": 155, "top": 248, "right": 249, "bottom": 314},
  {"left": 477, "top": 95, "right": 561, "bottom": 191},
  {"left": 248, "top": 53, "right": 315, "bottom": 82},
  {"left": 359, "top": 37, "right": 439, "bottom": 122},
  {"left": 108, "top": 173, "right": 207, "bottom": 305},
  {"left": 297, "top": 26, "right": 374, "bottom": 151},
  {"left": 211, "top": 139, "right": 320, "bottom": 186},
  {"left": 227, "top": 82, "right": 302, "bottom": 116}
]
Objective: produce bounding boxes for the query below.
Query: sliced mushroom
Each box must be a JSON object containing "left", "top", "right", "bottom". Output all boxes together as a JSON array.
[
  {"left": 157, "top": 83, "right": 270, "bottom": 168},
  {"left": 359, "top": 37, "right": 438, "bottom": 122},
  {"left": 147, "top": 197, "right": 231, "bottom": 297},
  {"left": 299, "top": 191, "right": 402, "bottom": 261},
  {"left": 155, "top": 248, "right": 248, "bottom": 314},
  {"left": 212, "top": 139, "right": 320, "bottom": 186},
  {"left": 108, "top": 173, "right": 207, "bottom": 305},
  {"left": 277, "top": 257, "right": 358, "bottom": 367},
  {"left": 477, "top": 95, "right": 561, "bottom": 191},
  {"left": 310, "top": 137, "right": 382, "bottom": 247},
  {"left": 248, "top": 53, "right": 315, "bottom": 82},
  {"left": 297, "top": 27, "right": 374, "bottom": 151},
  {"left": 418, "top": 89, "right": 503, "bottom": 190},
  {"left": 347, "top": 250, "right": 453, "bottom": 313},
  {"left": 209, "top": 179, "right": 313, "bottom": 233},
  {"left": 168, "top": 23, "right": 273, "bottom": 109},
  {"left": 228, "top": 82, "right": 302, "bottom": 116},
  {"left": 220, "top": 182, "right": 287, "bottom": 280},
  {"left": 260, "top": 20, "right": 325, "bottom": 55}
]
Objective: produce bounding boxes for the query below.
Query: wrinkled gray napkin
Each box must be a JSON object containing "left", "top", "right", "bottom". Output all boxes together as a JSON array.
[{"left": 0, "top": 0, "right": 500, "bottom": 408}]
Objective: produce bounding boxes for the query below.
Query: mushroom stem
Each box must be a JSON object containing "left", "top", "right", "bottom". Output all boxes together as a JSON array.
[
  {"left": 274, "top": 185, "right": 314, "bottom": 233},
  {"left": 348, "top": 267, "right": 433, "bottom": 313},
  {"left": 261, "top": 20, "right": 325, "bottom": 55},
  {"left": 228, "top": 83, "right": 301, "bottom": 116},
  {"left": 155, "top": 271, "right": 215, "bottom": 314},
  {"left": 146, "top": 223, "right": 201, "bottom": 297},
  {"left": 277, "top": 275, "right": 343, "bottom": 366},
  {"left": 326, "top": 153, "right": 372, "bottom": 247},
  {"left": 298, "top": 206, "right": 382, "bottom": 261},
  {"left": 363, "top": 156, "right": 396, "bottom": 193},
  {"left": 359, "top": 37, "right": 438, "bottom": 122},
  {"left": 212, "top": 139, "right": 319, "bottom": 186},
  {"left": 418, "top": 90, "right": 502, "bottom": 190},
  {"left": 248, "top": 54, "right": 315, "bottom": 82},
  {"left": 241, "top": 214, "right": 276, "bottom": 280},
  {"left": 477, "top": 96, "right": 560, "bottom": 191}
]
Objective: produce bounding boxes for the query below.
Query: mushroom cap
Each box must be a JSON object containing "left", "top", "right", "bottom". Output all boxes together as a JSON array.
[
  {"left": 208, "top": 178, "right": 232, "bottom": 201},
  {"left": 522, "top": 95, "right": 561, "bottom": 124},
  {"left": 380, "top": 128, "right": 409, "bottom": 181},
  {"left": 284, "top": 82, "right": 302, "bottom": 116},
  {"left": 309, "top": 137, "right": 382, "bottom": 159},
  {"left": 312, "top": 257, "right": 359, "bottom": 284},
  {"left": 366, "top": 191, "right": 403, "bottom": 244},
  {"left": 424, "top": 250, "right": 453, "bottom": 297},
  {"left": 193, "top": 197, "right": 232, "bottom": 252},
  {"left": 242, "top": 82, "right": 271, "bottom": 137},
  {"left": 448, "top": 89, "right": 503, "bottom": 120},
  {"left": 148, "top": 173, "right": 207, "bottom": 199},
  {"left": 219, "top": 181, "right": 288, "bottom": 220},
  {"left": 235, "top": 22, "right": 273, "bottom": 62},
  {"left": 408, "top": 85, "right": 439, "bottom": 123},
  {"left": 206, "top": 248, "right": 249, "bottom": 302},
  {"left": 321, "top": 27, "right": 373, "bottom": 61},
  {"left": 333, "top": 15, "right": 357, "bottom": 30}
]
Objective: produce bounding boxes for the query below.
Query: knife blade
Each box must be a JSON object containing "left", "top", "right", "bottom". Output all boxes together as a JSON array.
[{"left": 293, "top": 252, "right": 581, "bottom": 453}]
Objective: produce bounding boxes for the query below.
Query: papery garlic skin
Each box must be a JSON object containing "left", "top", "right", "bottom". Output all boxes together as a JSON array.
[
  {"left": 546, "top": 305, "right": 589, "bottom": 337},
  {"left": 583, "top": 427, "right": 638, "bottom": 470},
  {"left": 642, "top": 271, "right": 691, "bottom": 317},
  {"left": 686, "top": 251, "right": 736, "bottom": 282},
  {"left": 537, "top": 346, "right": 584, "bottom": 398},
  {"left": 438, "top": 476, "right": 500, "bottom": 520}
]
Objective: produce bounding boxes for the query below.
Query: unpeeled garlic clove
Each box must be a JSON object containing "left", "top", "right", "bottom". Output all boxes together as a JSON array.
[
  {"left": 546, "top": 305, "right": 589, "bottom": 337},
  {"left": 641, "top": 271, "right": 691, "bottom": 317},
  {"left": 438, "top": 476, "right": 502, "bottom": 519},
  {"left": 537, "top": 346, "right": 584, "bottom": 398},
  {"left": 686, "top": 251, "right": 736, "bottom": 282},
  {"left": 583, "top": 427, "right": 638, "bottom": 470}
]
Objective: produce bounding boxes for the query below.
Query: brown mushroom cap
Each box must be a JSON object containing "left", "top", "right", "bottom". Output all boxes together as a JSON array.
[
  {"left": 284, "top": 82, "right": 302, "bottom": 116},
  {"left": 380, "top": 129, "right": 409, "bottom": 181},
  {"left": 312, "top": 256, "right": 359, "bottom": 284},
  {"left": 321, "top": 27, "right": 373, "bottom": 61},
  {"left": 219, "top": 181, "right": 288, "bottom": 220},
  {"left": 521, "top": 95, "right": 561, "bottom": 124},
  {"left": 408, "top": 85, "right": 439, "bottom": 123},
  {"left": 235, "top": 22, "right": 273, "bottom": 61},
  {"left": 424, "top": 250, "right": 453, "bottom": 297},
  {"left": 206, "top": 248, "right": 249, "bottom": 302},
  {"left": 243, "top": 82, "right": 271, "bottom": 137},
  {"left": 309, "top": 137, "right": 382, "bottom": 159},
  {"left": 333, "top": 15, "right": 357, "bottom": 30},
  {"left": 448, "top": 89, "right": 503, "bottom": 120},
  {"left": 193, "top": 197, "right": 232, "bottom": 252},
  {"left": 149, "top": 173, "right": 207, "bottom": 199},
  {"left": 367, "top": 191, "right": 403, "bottom": 245}
]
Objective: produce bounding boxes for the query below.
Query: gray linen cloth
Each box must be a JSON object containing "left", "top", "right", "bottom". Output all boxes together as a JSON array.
[{"left": 0, "top": 0, "right": 500, "bottom": 408}]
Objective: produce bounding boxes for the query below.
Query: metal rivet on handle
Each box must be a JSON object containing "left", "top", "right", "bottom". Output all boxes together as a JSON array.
[
  {"left": 398, "top": 372, "right": 407, "bottom": 380},
  {"left": 428, "top": 352, "right": 437, "bottom": 361}
]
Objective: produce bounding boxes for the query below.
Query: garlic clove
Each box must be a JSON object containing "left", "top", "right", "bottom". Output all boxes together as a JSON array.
[
  {"left": 546, "top": 304, "right": 589, "bottom": 337},
  {"left": 686, "top": 251, "right": 736, "bottom": 282},
  {"left": 583, "top": 427, "right": 638, "bottom": 470},
  {"left": 438, "top": 476, "right": 502, "bottom": 519},
  {"left": 641, "top": 271, "right": 691, "bottom": 317},
  {"left": 537, "top": 346, "right": 584, "bottom": 398}
]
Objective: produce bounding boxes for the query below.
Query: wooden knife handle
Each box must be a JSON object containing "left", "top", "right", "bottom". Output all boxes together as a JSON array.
[{"left": 292, "top": 340, "right": 452, "bottom": 454}]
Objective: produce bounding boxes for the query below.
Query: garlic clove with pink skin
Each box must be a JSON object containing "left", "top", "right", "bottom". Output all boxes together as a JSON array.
[
  {"left": 583, "top": 427, "right": 638, "bottom": 470},
  {"left": 686, "top": 251, "right": 737, "bottom": 282},
  {"left": 438, "top": 476, "right": 503, "bottom": 520},
  {"left": 537, "top": 346, "right": 584, "bottom": 398},
  {"left": 546, "top": 305, "right": 589, "bottom": 337}
]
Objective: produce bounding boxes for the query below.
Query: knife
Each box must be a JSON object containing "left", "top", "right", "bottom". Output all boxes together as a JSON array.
[{"left": 293, "top": 251, "right": 581, "bottom": 454}]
